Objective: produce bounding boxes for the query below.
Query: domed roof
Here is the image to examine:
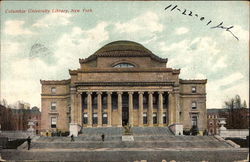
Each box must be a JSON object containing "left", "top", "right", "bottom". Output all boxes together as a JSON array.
[
  {"left": 80, "top": 40, "right": 167, "bottom": 63},
  {"left": 94, "top": 40, "right": 153, "bottom": 55}
]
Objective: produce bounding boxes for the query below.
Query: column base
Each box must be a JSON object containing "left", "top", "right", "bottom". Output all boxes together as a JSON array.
[
  {"left": 107, "top": 125, "right": 112, "bottom": 127},
  {"left": 97, "top": 125, "right": 102, "bottom": 127},
  {"left": 117, "top": 125, "right": 122, "bottom": 127},
  {"left": 87, "top": 125, "right": 92, "bottom": 128},
  {"left": 158, "top": 123, "right": 164, "bottom": 127},
  {"left": 69, "top": 123, "right": 81, "bottom": 137},
  {"left": 169, "top": 123, "right": 183, "bottom": 135}
]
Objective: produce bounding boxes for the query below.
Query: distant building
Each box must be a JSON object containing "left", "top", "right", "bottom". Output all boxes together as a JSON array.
[
  {"left": 0, "top": 104, "right": 41, "bottom": 134},
  {"left": 15, "top": 101, "right": 31, "bottom": 109},
  {"left": 207, "top": 108, "right": 249, "bottom": 135},
  {"left": 12, "top": 107, "right": 41, "bottom": 134},
  {"left": 41, "top": 40, "right": 207, "bottom": 136}
]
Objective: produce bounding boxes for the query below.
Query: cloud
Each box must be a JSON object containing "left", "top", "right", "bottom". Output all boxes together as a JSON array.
[
  {"left": 32, "top": 13, "right": 72, "bottom": 28},
  {"left": 4, "top": 20, "right": 34, "bottom": 35},
  {"left": 207, "top": 73, "right": 248, "bottom": 108},
  {"left": 54, "top": 21, "right": 109, "bottom": 65},
  {"left": 175, "top": 27, "right": 189, "bottom": 35},
  {"left": 1, "top": 41, "right": 23, "bottom": 56},
  {"left": 1, "top": 22, "right": 110, "bottom": 107},
  {"left": 115, "top": 11, "right": 163, "bottom": 34},
  {"left": 222, "top": 25, "right": 249, "bottom": 42}
]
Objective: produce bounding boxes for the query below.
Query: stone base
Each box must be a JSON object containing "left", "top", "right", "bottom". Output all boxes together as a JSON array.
[
  {"left": 122, "top": 135, "right": 134, "bottom": 141},
  {"left": 169, "top": 123, "right": 183, "bottom": 135},
  {"left": 70, "top": 123, "right": 81, "bottom": 137}
]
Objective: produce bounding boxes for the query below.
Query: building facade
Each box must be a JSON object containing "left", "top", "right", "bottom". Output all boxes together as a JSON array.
[{"left": 41, "top": 41, "right": 207, "bottom": 136}]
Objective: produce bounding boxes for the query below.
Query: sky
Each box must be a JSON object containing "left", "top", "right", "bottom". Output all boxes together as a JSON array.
[{"left": 0, "top": 1, "right": 249, "bottom": 109}]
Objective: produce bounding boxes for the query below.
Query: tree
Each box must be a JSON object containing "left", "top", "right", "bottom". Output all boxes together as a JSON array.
[
  {"left": 242, "top": 100, "right": 247, "bottom": 108},
  {"left": 223, "top": 95, "right": 249, "bottom": 129}
]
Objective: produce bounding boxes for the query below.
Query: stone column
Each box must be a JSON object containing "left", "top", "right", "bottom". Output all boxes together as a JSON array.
[
  {"left": 107, "top": 92, "right": 112, "bottom": 127},
  {"left": 76, "top": 92, "right": 82, "bottom": 125},
  {"left": 138, "top": 91, "right": 144, "bottom": 127},
  {"left": 117, "top": 91, "right": 123, "bottom": 127},
  {"left": 148, "top": 91, "right": 153, "bottom": 127},
  {"left": 97, "top": 91, "right": 102, "bottom": 127},
  {"left": 74, "top": 94, "right": 79, "bottom": 124},
  {"left": 70, "top": 92, "right": 76, "bottom": 124},
  {"left": 175, "top": 93, "right": 180, "bottom": 123},
  {"left": 168, "top": 92, "right": 175, "bottom": 125},
  {"left": 128, "top": 91, "right": 134, "bottom": 126},
  {"left": 158, "top": 91, "right": 163, "bottom": 126},
  {"left": 87, "top": 92, "right": 92, "bottom": 127}
]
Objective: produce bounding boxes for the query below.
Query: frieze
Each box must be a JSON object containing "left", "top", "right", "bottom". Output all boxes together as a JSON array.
[
  {"left": 75, "top": 82, "right": 175, "bottom": 87},
  {"left": 69, "top": 68, "right": 180, "bottom": 74}
]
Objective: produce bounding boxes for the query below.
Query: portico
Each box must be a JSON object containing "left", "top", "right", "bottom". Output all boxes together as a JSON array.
[{"left": 70, "top": 89, "right": 174, "bottom": 128}]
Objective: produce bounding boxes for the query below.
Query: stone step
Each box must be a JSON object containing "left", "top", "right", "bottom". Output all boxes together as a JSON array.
[
  {"left": 30, "top": 140, "right": 231, "bottom": 149},
  {"left": 3, "top": 148, "right": 248, "bottom": 162}
]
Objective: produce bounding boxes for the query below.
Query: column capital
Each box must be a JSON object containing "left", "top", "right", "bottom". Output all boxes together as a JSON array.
[
  {"left": 148, "top": 91, "right": 154, "bottom": 94},
  {"left": 97, "top": 91, "right": 102, "bottom": 95},
  {"left": 138, "top": 91, "right": 144, "bottom": 95},
  {"left": 86, "top": 91, "right": 92, "bottom": 95},
  {"left": 158, "top": 91, "right": 164, "bottom": 94},
  {"left": 107, "top": 91, "right": 112, "bottom": 95},
  {"left": 76, "top": 92, "right": 81, "bottom": 95},
  {"left": 128, "top": 91, "right": 134, "bottom": 95},
  {"left": 117, "top": 91, "right": 123, "bottom": 95}
]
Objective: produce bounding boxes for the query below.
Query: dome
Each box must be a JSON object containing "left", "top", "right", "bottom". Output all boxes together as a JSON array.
[
  {"left": 80, "top": 40, "right": 167, "bottom": 63},
  {"left": 94, "top": 40, "right": 153, "bottom": 55}
]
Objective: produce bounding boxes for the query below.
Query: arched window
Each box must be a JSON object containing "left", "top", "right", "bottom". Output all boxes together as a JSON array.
[{"left": 113, "top": 63, "right": 135, "bottom": 68}]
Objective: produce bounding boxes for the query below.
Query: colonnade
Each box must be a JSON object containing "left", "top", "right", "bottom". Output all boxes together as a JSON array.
[{"left": 71, "top": 91, "right": 177, "bottom": 127}]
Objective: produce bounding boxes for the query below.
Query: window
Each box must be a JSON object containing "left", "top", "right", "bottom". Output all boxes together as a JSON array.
[
  {"left": 102, "top": 113, "right": 108, "bottom": 124},
  {"left": 191, "top": 87, "right": 196, "bottom": 93},
  {"left": 51, "top": 102, "right": 56, "bottom": 111},
  {"left": 209, "top": 121, "right": 213, "bottom": 126},
  {"left": 51, "top": 117, "right": 57, "bottom": 128},
  {"left": 153, "top": 113, "right": 157, "bottom": 124},
  {"left": 93, "top": 113, "right": 98, "bottom": 124},
  {"left": 113, "top": 63, "right": 135, "bottom": 68},
  {"left": 191, "top": 102, "right": 197, "bottom": 109},
  {"left": 191, "top": 116, "right": 198, "bottom": 126},
  {"left": 163, "top": 112, "right": 167, "bottom": 124},
  {"left": 143, "top": 113, "right": 147, "bottom": 124},
  {"left": 51, "top": 87, "right": 56, "bottom": 94},
  {"left": 83, "top": 113, "right": 88, "bottom": 124}
]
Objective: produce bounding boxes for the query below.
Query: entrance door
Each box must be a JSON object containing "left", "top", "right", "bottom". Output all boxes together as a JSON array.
[{"left": 122, "top": 107, "right": 129, "bottom": 126}]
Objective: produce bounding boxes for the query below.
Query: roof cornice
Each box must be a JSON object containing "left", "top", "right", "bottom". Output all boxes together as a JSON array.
[
  {"left": 40, "top": 79, "right": 71, "bottom": 85},
  {"left": 179, "top": 79, "right": 207, "bottom": 84},
  {"left": 69, "top": 68, "right": 180, "bottom": 74}
]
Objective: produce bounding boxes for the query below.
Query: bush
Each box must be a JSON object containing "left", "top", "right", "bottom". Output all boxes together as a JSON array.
[
  {"left": 190, "top": 125, "right": 199, "bottom": 136},
  {"left": 183, "top": 130, "right": 191, "bottom": 135},
  {"left": 61, "top": 131, "right": 70, "bottom": 137}
]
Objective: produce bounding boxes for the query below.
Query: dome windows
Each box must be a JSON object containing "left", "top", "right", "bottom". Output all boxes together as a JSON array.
[{"left": 113, "top": 63, "right": 135, "bottom": 68}]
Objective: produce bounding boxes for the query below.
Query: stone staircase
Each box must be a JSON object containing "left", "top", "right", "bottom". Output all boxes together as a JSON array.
[
  {"left": 31, "top": 127, "right": 232, "bottom": 149},
  {"left": 2, "top": 127, "right": 248, "bottom": 161}
]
